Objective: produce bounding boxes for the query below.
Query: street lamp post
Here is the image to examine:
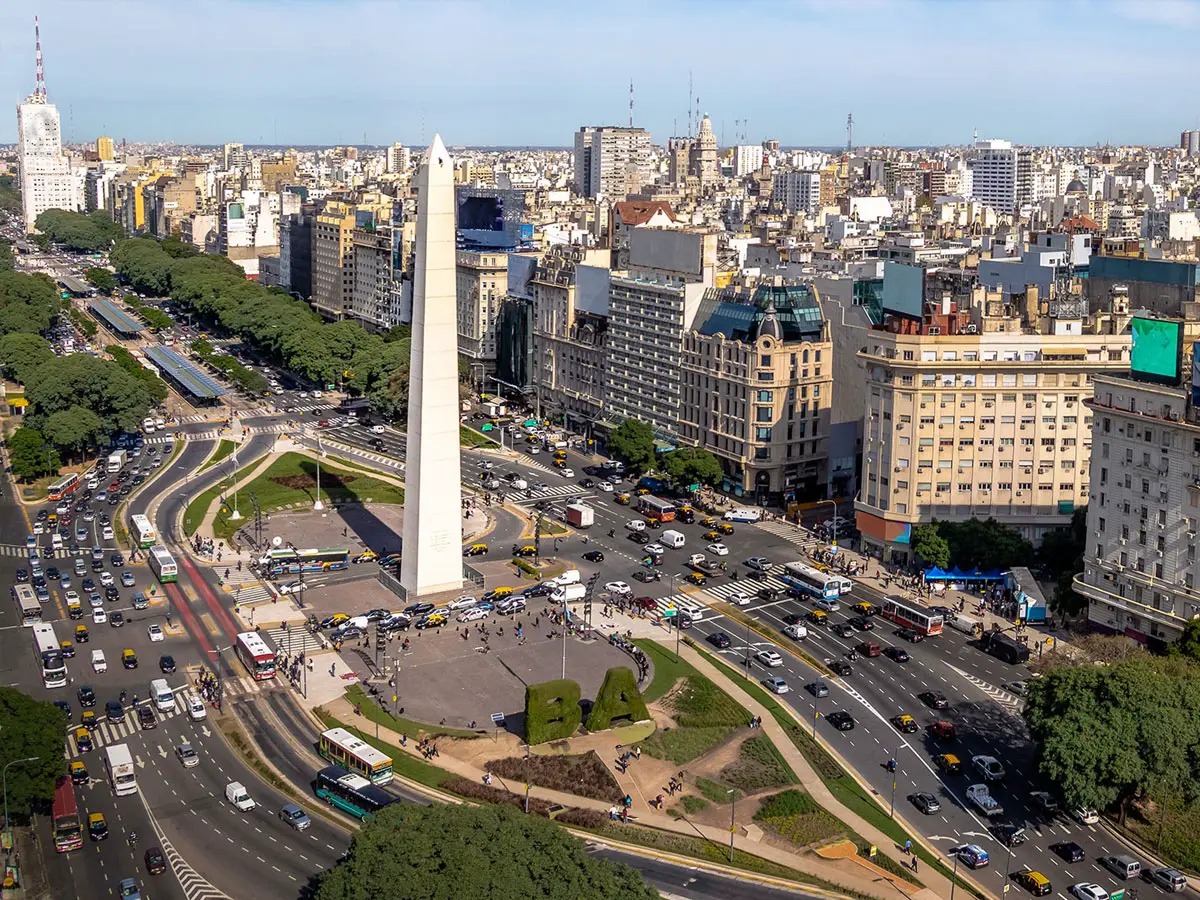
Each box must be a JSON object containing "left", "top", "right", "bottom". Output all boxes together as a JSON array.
[
  {"left": 313, "top": 437, "right": 325, "bottom": 512},
  {"left": 3, "top": 756, "right": 40, "bottom": 833},
  {"left": 820, "top": 498, "right": 839, "bottom": 550},
  {"left": 206, "top": 644, "right": 233, "bottom": 710},
  {"left": 887, "top": 749, "right": 899, "bottom": 818},
  {"left": 948, "top": 846, "right": 960, "bottom": 900},
  {"left": 727, "top": 788, "right": 737, "bottom": 862},
  {"left": 742, "top": 614, "right": 751, "bottom": 679},
  {"left": 228, "top": 444, "right": 242, "bottom": 521}
]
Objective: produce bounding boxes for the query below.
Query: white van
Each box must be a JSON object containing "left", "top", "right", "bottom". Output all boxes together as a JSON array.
[
  {"left": 551, "top": 583, "right": 586, "bottom": 604},
  {"left": 51, "top": 533, "right": 64, "bottom": 552},
  {"left": 724, "top": 508, "right": 763, "bottom": 523},
  {"left": 660, "top": 529, "right": 686, "bottom": 549},
  {"left": 948, "top": 613, "right": 982, "bottom": 637},
  {"left": 150, "top": 678, "right": 175, "bottom": 714},
  {"left": 551, "top": 569, "right": 581, "bottom": 587},
  {"left": 91, "top": 649, "right": 107, "bottom": 673}
]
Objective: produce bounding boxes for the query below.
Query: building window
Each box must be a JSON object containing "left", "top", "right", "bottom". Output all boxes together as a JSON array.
[
  {"left": 757, "top": 390, "right": 773, "bottom": 402},
  {"left": 756, "top": 406, "right": 773, "bottom": 422},
  {"left": 755, "top": 427, "right": 772, "bottom": 441}
]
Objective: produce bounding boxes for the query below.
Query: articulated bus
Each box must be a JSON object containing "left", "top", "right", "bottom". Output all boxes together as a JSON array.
[
  {"left": 129, "top": 514, "right": 156, "bottom": 549},
  {"left": 33, "top": 623, "right": 67, "bottom": 688},
  {"left": 318, "top": 728, "right": 394, "bottom": 784},
  {"left": 48, "top": 473, "right": 80, "bottom": 501},
  {"left": 314, "top": 766, "right": 397, "bottom": 821},
  {"left": 148, "top": 545, "right": 178, "bottom": 583},
  {"left": 781, "top": 562, "right": 852, "bottom": 602},
  {"left": 235, "top": 631, "right": 277, "bottom": 681},
  {"left": 13, "top": 584, "right": 42, "bottom": 626},
  {"left": 258, "top": 548, "right": 349, "bottom": 576},
  {"left": 52, "top": 776, "right": 83, "bottom": 852},
  {"left": 880, "top": 597, "right": 944, "bottom": 636}
]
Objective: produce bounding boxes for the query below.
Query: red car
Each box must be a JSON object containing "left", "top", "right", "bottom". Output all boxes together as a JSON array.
[{"left": 318, "top": 420, "right": 330, "bottom": 427}]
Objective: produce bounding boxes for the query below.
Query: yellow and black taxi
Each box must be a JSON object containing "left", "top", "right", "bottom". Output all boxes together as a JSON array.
[
  {"left": 890, "top": 714, "right": 919, "bottom": 734},
  {"left": 75, "top": 624, "right": 89, "bottom": 643},
  {"left": 852, "top": 601, "right": 880, "bottom": 617},
  {"left": 60, "top": 640, "right": 75, "bottom": 658},
  {"left": 553, "top": 450, "right": 567, "bottom": 461},
  {"left": 69, "top": 761, "right": 89, "bottom": 785},
  {"left": 81, "top": 710, "right": 97, "bottom": 731},
  {"left": 482, "top": 586, "right": 514, "bottom": 602},
  {"left": 352, "top": 550, "right": 378, "bottom": 564},
  {"left": 676, "top": 507, "right": 696, "bottom": 524},
  {"left": 74, "top": 727, "right": 94, "bottom": 754},
  {"left": 685, "top": 572, "right": 707, "bottom": 586},
  {"left": 700, "top": 516, "right": 719, "bottom": 528},
  {"left": 614, "top": 492, "right": 632, "bottom": 505},
  {"left": 122, "top": 649, "right": 138, "bottom": 669},
  {"left": 806, "top": 609, "right": 828, "bottom": 627},
  {"left": 68, "top": 599, "right": 84, "bottom": 620},
  {"left": 702, "top": 530, "right": 721, "bottom": 542},
  {"left": 512, "top": 545, "right": 537, "bottom": 558},
  {"left": 415, "top": 612, "right": 447, "bottom": 630},
  {"left": 1012, "top": 870, "right": 1051, "bottom": 896},
  {"left": 87, "top": 811, "right": 109, "bottom": 841},
  {"left": 634, "top": 487, "right": 651, "bottom": 496},
  {"left": 463, "top": 543, "right": 489, "bottom": 557},
  {"left": 716, "top": 522, "right": 735, "bottom": 535},
  {"left": 934, "top": 753, "right": 962, "bottom": 775}
]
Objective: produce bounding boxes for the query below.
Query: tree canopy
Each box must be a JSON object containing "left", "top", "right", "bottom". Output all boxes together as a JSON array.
[
  {"left": 1024, "top": 655, "right": 1200, "bottom": 823},
  {"left": 922, "top": 518, "right": 1034, "bottom": 571},
  {"left": 910, "top": 524, "right": 950, "bottom": 569},
  {"left": 7, "top": 427, "right": 60, "bottom": 481},
  {"left": 0, "top": 687, "right": 68, "bottom": 822},
  {"left": 0, "top": 333, "right": 55, "bottom": 384},
  {"left": 660, "top": 446, "right": 723, "bottom": 487},
  {"left": 0, "top": 241, "right": 13, "bottom": 272},
  {"left": 315, "top": 803, "right": 658, "bottom": 900},
  {"left": 24, "top": 353, "right": 152, "bottom": 439},
  {"left": 105, "top": 345, "right": 169, "bottom": 406},
  {"left": 34, "top": 209, "right": 123, "bottom": 253},
  {"left": 0, "top": 270, "right": 63, "bottom": 337},
  {"left": 0, "top": 175, "right": 20, "bottom": 216},
  {"left": 608, "top": 419, "right": 656, "bottom": 475},
  {"left": 83, "top": 267, "right": 117, "bottom": 293}
]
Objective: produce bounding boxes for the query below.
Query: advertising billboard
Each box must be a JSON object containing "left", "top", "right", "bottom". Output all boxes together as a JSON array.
[
  {"left": 1130, "top": 317, "right": 1183, "bottom": 386},
  {"left": 1192, "top": 340, "right": 1200, "bottom": 407},
  {"left": 881, "top": 262, "right": 924, "bottom": 320}
]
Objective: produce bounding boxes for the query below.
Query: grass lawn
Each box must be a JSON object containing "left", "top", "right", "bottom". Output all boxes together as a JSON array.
[
  {"left": 1112, "top": 797, "right": 1200, "bottom": 873},
  {"left": 485, "top": 750, "right": 623, "bottom": 803},
  {"left": 635, "top": 638, "right": 694, "bottom": 702},
  {"left": 199, "top": 439, "right": 237, "bottom": 473},
  {"left": 183, "top": 474, "right": 234, "bottom": 538},
  {"left": 460, "top": 425, "right": 498, "bottom": 448},
  {"left": 754, "top": 789, "right": 847, "bottom": 848},
  {"left": 695, "top": 776, "right": 741, "bottom": 804},
  {"left": 18, "top": 474, "right": 56, "bottom": 503},
  {"left": 721, "top": 735, "right": 798, "bottom": 793},
  {"left": 679, "top": 795, "right": 709, "bottom": 815},
  {"left": 345, "top": 684, "right": 476, "bottom": 740}
]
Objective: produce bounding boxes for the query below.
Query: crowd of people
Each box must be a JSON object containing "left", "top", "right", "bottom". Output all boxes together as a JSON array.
[{"left": 194, "top": 669, "right": 222, "bottom": 711}]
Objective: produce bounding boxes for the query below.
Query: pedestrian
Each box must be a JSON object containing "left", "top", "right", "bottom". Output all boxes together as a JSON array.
[
  {"left": 911, "top": 858, "right": 918, "bottom": 873},
  {"left": 904, "top": 839, "right": 912, "bottom": 854},
  {"left": 483, "top": 772, "right": 492, "bottom": 786},
  {"left": 330, "top": 662, "right": 336, "bottom": 677},
  {"left": 633, "top": 746, "right": 641, "bottom": 760}
]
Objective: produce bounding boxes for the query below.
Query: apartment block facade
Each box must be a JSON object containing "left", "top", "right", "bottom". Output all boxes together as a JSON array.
[
  {"left": 311, "top": 203, "right": 357, "bottom": 319},
  {"left": 573, "top": 126, "right": 653, "bottom": 199},
  {"left": 456, "top": 250, "right": 509, "bottom": 375}
]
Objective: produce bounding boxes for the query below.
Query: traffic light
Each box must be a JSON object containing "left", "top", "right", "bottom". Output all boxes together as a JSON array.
[{"left": 375, "top": 626, "right": 385, "bottom": 653}]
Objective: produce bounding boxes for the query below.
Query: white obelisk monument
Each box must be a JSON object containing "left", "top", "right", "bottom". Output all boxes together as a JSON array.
[{"left": 399, "top": 135, "right": 464, "bottom": 597}]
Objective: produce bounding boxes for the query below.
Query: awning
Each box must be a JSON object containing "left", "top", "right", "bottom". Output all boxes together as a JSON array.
[{"left": 1042, "top": 346, "right": 1087, "bottom": 358}]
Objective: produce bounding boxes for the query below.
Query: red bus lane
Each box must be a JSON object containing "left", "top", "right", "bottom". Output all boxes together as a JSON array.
[
  {"left": 179, "top": 555, "right": 241, "bottom": 642},
  {"left": 165, "top": 580, "right": 216, "bottom": 659}
]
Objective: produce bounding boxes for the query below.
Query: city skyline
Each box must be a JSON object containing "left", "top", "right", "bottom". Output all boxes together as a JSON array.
[{"left": 4, "top": 0, "right": 1200, "bottom": 149}]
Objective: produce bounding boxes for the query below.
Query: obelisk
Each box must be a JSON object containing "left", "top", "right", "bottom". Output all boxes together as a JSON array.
[{"left": 399, "top": 135, "right": 464, "bottom": 597}]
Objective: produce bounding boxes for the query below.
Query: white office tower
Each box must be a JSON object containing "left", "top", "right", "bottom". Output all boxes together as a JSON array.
[
  {"left": 16, "top": 18, "right": 77, "bottom": 233},
  {"left": 399, "top": 135, "right": 464, "bottom": 598},
  {"left": 968, "top": 139, "right": 1020, "bottom": 214}
]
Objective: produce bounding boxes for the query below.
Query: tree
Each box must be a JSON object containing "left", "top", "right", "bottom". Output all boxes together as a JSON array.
[
  {"left": 84, "top": 267, "right": 117, "bottom": 293},
  {"left": 608, "top": 419, "right": 656, "bottom": 475},
  {"left": 6, "top": 426, "right": 60, "bottom": 480},
  {"left": 0, "top": 175, "right": 21, "bottom": 215},
  {"left": 314, "top": 804, "right": 659, "bottom": 900},
  {"left": 0, "top": 333, "right": 55, "bottom": 383},
  {"left": 0, "top": 241, "right": 13, "bottom": 271},
  {"left": 23, "top": 354, "right": 152, "bottom": 438},
  {"left": 34, "top": 209, "right": 122, "bottom": 253},
  {"left": 910, "top": 524, "right": 950, "bottom": 569},
  {"left": 1172, "top": 619, "right": 1200, "bottom": 664},
  {"left": 659, "top": 447, "right": 723, "bottom": 488},
  {"left": 43, "top": 406, "right": 104, "bottom": 460},
  {"left": 0, "top": 687, "right": 70, "bottom": 822},
  {"left": 935, "top": 518, "right": 1033, "bottom": 570}
]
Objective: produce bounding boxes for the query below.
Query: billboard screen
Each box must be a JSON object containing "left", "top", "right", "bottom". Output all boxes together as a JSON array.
[
  {"left": 1130, "top": 317, "right": 1183, "bottom": 385},
  {"left": 881, "top": 261, "right": 924, "bottom": 320}
]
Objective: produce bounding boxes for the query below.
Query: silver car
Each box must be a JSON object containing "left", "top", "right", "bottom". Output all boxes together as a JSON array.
[{"left": 175, "top": 742, "right": 199, "bottom": 768}]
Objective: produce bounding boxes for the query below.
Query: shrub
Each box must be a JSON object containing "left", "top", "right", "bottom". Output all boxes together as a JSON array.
[
  {"left": 556, "top": 807, "right": 607, "bottom": 829},
  {"left": 680, "top": 795, "right": 709, "bottom": 815},
  {"left": 585, "top": 666, "right": 650, "bottom": 732},
  {"left": 754, "top": 789, "right": 845, "bottom": 848},
  {"left": 720, "top": 735, "right": 797, "bottom": 793},
  {"left": 441, "top": 777, "right": 556, "bottom": 816},
  {"left": 485, "top": 751, "right": 623, "bottom": 803},
  {"left": 524, "top": 678, "right": 582, "bottom": 744}
]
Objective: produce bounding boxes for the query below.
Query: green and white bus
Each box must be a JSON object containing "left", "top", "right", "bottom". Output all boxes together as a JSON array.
[
  {"left": 129, "top": 514, "right": 156, "bottom": 549},
  {"left": 313, "top": 766, "right": 396, "bottom": 821},
  {"left": 148, "top": 545, "right": 178, "bottom": 583}
]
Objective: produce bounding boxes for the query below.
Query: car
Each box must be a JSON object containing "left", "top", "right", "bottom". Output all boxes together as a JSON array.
[
  {"left": 121, "top": 571, "right": 136, "bottom": 587},
  {"left": 522, "top": 583, "right": 554, "bottom": 598},
  {"left": 81, "top": 577, "right": 96, "bottom": 592},
  {"left": 782, "top": 623, "right": 807, "bottom": 641},
  {"left": 761, "top": 676, "right": 790, "bottom": 694},
  {"left": 1030, "top": 790, "right": 1059, "bottom": 816},
  {"left": 1012, "top": 871, "right": 1052, "bottom": 896},
  {"left": 604, "top": 581, "right": 631, "bottom": 596},
  {"left": 645, "top": 543, "right": 665, "bottom": 555},
  {"left": 828, "top": 660, "right": 853, "bottom": 676},
  {"left": 92, "top": 607, "right": 108, "bottom": 625},
  {"left": 831, "top": 623, "right": 854, "bottom": 638},
  {"left": 144, "top": 846, "right": 167, "bottom": 876},
  {"left": 991, "top": 823, "right": 1028, "bottom": 846},
  {"left": 321, "top": 613, "right": 350, "bottom": 630},
  {"left": 1068, "top": 884, "right": 1109, "bottom": 900},
  {"left": 118, "top": 877, "right": 141, "bottom": 899},
  {"left": 186, "top": 696, "right": 206, "bottom": 721},
  {"left": 99, "top": 571, "right": 115, "bottom": 587},
  {"left": 806, "top": 610, "right": 828, "bottom": 627},
  {"left": 727, "top": 592, "right": 752, "bottom": 607},
  {"left": 918, "top": 690, "right": 949, "bottom": 709},
  {"left": 972, "top": 754, "right": 1006, "bottom": 781},
  {"left": 707, "top": 632, "right": 732, "bottom": 649},
  {"left": 403, "top": 602, "right": 435, "bottom": 617},
  {"left": 109, "top": 611, "right": 125, "bottom": 627},
  {"left": 105, "top": 585, "right": 120, "bottom": 602},
  {"left": 883, "top": 647, "right": 910, "bottom": 663},
  {"left": 457, "top": 607, "right": 490, "bottom": 623},
  {"left": 14, "top": 568, "right": 28, "bottom": 582},
  {"left": 1073, "top": 807, "right": 1099, "bottom": 825},
  {"left": 337, "top": 626, "right": 365, "bottom": 641},
  {"left": 70, "top": 760, "right": 89, "bottom": 785},
  {"left": 482, "top": 586, "right": 514, "bottom": 602},
  {"left": 364, "top": 608, "right": 392, "bottom": 621},
  {"left": 159, "top": 655, "right": 176, "bottom": 673},
  {"left": 949, "top": 844, "right": 990, "bottom": 869},
  {"left": 381, "top": 615, "right": 411, "bottom": 633},
  {"left": 847, "top": 616, "right": 874, "bottom": 632},
  {"left": 110, "top": 553, "right": 124, "bottom": 567},
  {"left": 135, "top": 706, "right": 156, "bottom": 730},
  {"left": 78, "top": 685, "right": 96, "bottom": 707},
  {"left": 782, "top": 613, "right": 805, "bottom": 627},
  {"left": 1050, "top": 841, "right": 1086, "bottom": 863},
  {"left": 122, "top": 649, "right": 137, "bottom": 668},
  {"left": 415, "top": 613, "right": 447, "bottom": 629},
  {"left": 175, "top": 742, "right": 199, "bottom": 768},
  {"left": 628, "top": 532, "right": 651, "bottom": 545},
  {"left": 54, "top": 699, "right": 72, "bottom": 719},
  {"left": 827, "top": 711, "right": 855, "bottom": 731},
  {"left": 927, "top": 720, "right": 957, "bottom": 740},
  {"left": 891, "top": 714, "right": 919, "bottom": 734},
  {"left": 706, "top": 542, "right": 729, "bottom": 556},
  {"left": 908, "top": 792, "right": 941, "bottom": 814},
  {"left": 1002, "top": 680, "right": 1030, "bottom": 697},
  {"left": 897, "top": 627, "right": 924, "bottom": 643},
  {"left": 88, "top": 811, "right": 110, "bottom": 841},
  {"left": 449, "top": 595, "right": 480, "bottom": 610},
  {"left": 1145, "top": 866, "right": 1188, "bottom": 892},
  {"left": 805, "top": 680, "right": 830, "bottom": 698},
  {"left": 46, "top": 566, "right": 60, "bottom": 580},
  {"left": 755, "top": 649, "right": 784, "bottom": 668},
  {"left": 633, "top": 571, "right": 661, "bottom": 583},
  {"left": 744, "top": 556, "right": 772, "bottom": 572},
  {"left": 560, "top": 468, "right": 575, "bottom": 478},
  {"left": 279, "top": 803, "right": 313, "bottom": 830},
  {"left": 105, "top": 699, "right": 124, "bottom": 722},
  {"left": 597, "top": 481, "right": 614, "bottom": 492}
]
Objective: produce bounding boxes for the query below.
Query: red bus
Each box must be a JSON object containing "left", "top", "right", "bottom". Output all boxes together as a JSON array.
[
  {"left": 52, "top": 776, "right": 83, "bottom": 852},
  {"left": 235, "top": 631, "right": 276, "bottom": 681},
  {"left": 48, "top": 473, "right": 80, "bottom": 502},
  {"left": 881, "top": 597, "right": 944, "bottom": 636}
]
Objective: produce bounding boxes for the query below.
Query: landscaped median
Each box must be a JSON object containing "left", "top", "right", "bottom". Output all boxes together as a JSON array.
[{"left": 197, "top": 438, "right": 237, "bottom": 473}]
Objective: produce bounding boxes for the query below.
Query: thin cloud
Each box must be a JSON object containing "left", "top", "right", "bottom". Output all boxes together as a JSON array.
[{"left": 1113, "top": 0, "right": 1200, "bottom": 27}]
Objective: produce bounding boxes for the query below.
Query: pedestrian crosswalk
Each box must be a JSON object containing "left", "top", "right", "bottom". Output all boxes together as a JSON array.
[
  {"left": 143, "top": 422, "right": 294, "bottom": 445},
  {"left": 755, "top": 519, "right": 820, "bottom": 548},
  {"left": 291, "top": 402, "right": 337, "bottom": 413},
  {"left": 697, "top": 573, "right": 791, "bottom": 607},
  {"left": 268, "top": 626, "right": 324, "bottom": 655},
  {"left": 231, "top": 583, "right": 272, "bottom": 605},
  {"left": 508, "top": 484, "right": 593, "bottom": 506},
  {"left": 0, "top": 543, "right": 32, "bottom": 557}
]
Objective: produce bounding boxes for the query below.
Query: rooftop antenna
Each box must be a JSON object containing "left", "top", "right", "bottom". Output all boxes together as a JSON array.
[
  {"left": 629, "top": 79, "right": 633, "bottom": 128},
  {"left": 34, "top": 16, "right": 46, "bottom": 101},
  {"left": 846, "top": 113, "right": 853, "bottom": 154}
]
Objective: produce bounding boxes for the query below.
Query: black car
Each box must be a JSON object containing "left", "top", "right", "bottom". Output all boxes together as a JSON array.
[
  {"left": 77, "top": 686, "right": 96, "bottom": 707},
  {"left": 92, "top": 559, "right": 104, "bottom": 572},
  {"left": 522, "top": 583, "right": 554, "bottom": 598},
  {"left": 806, "top": 680, "right": 830, "bottom": 698},
  {"left": 46, "top": 566, "right": 60, "bottom": 580},
  {"left": 633, "top": 571, "right": 661, "bottom": 583},
  {"left": 757, "top": 587, "right": 779, "bottom": 602},
  {"left": 382, "top": 616, "right": 411, "bottom": 633},
  {"left": 105, "top": 586, "right": 120, "bottom": 601},
  {"left": 105, "top": 700, "right": 124, "bottom": 722},
  {"left": 829, "top": 661, "right": 853, "bottom": 677},
  {"left": 364, "top": 608, "right": 391, "bottom": 621},
  {"left": 144, "top": 846, "right": 167, "bottom": 875},
  {"left": 403, "top": 602, "right": 435, "bottom": 616},
  {"left": 1050, "top": 841, "right": 1085, "bottom": 863},
  {"left": 919, "top": 690, "right": 949, "bottom": 709},
  {"left": 897, "top": 628, "right": 924, "bottom": 643},
  {"left": 990, "top": 823, "right": 1027, "bottom": 847},
  {"left": 628, "top": 532, "right": 651, "bottom": 544},
  {"left": 706, "top": 632, "right": 732, "bottom": 649},
  {"left": 831, "top": 623, "right": 854, "bottom": 638},
  {"left": 908, "top": 792, "right": 941, "bottom": 815},
  {"left": 783, "top": 613, "right": 805, "bottom": 626},
  {"left": 159, "top": 655, "right": 176, "bottom": 674},
  {"left": 827, "top": 711, "right": 855, "bottom": 731},
  {"left": 15, "top": 568, "right": 28, "bottom": 582},
  {"left": 109, "top": 611, "right": 125, "bottom": 627},
  {"left": 110, "top": 553, "right": 124, "bottom": 566},
  {"left": 579, "top": 478, "right": 595, "bottom": 488},
  {"left": 582, "top": 551, "right": 605, "bottom": 562},
  {"left": 54, "top": 700, "right": 72, "bottom": 719},
  {"left": 137, "top": 706, "right": 157, "bottom": 730},
  {"left": 883, "top": 647, "right": 910, "bottom": 663},
  {"left": 848, "top": 616, "right": 874, "bottom": 631},
  {"left": 81, "top": 578, "right": 96, "bottom": 592}
]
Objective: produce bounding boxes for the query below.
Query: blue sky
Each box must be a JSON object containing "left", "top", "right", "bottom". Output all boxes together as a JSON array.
[{"left": 3, "top": 0, "right": 1199, "bottom": 148}]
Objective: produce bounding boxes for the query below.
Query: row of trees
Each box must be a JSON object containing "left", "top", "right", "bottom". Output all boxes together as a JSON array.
[
  {"left": 105, "top": 344, "right": 169, "bottom": 406},
  {"left": 33, "top": 209, "right": 123, "bottom": 254},
  {"left": 0, "top": 686, "right": 70, "bottom": 825},
  {"left": 0, "top": 175, "right": 20, "bottom": 216},
  {"left": 910, "top": 518, "right": 1035, "bottom": 572},
  {"left": 189, "top": 339, "right": 268, "bottom": 394},
  {"left": 0, "top": 269, "right": 64, "bottom": 338},
  {"left": 607, "top": 418, "right": 724, "bottom": 485}
]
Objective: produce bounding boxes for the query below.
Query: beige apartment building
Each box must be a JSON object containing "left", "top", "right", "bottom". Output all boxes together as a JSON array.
[
  {"left": 457, "top": 251, "right": 509, "bottom": 378},
  {"left": 349, "top": 226, "right": 396, "bottom": 330},
  {"left": 311, "top": 202, "right": 357, "bottom": 319},
  {"left": 856, "top": 284, "right": 1131, "bottom": 562}
]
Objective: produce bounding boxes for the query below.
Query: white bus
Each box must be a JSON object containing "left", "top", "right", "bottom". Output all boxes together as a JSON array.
[
  {"left": 13, "top": 584, "right": 42, "bottom": 626},
  {"left": 129, "top": 514, "right": 156, "bottom": 549},
  {"left": 318, "top": 728, "right": 394, "bottom": 785},
  {"left": 148, "top": 545, "right": 178, "bottom": 583},
  {"left": 781, "top": 562, "right": 852, "bottom": 602},
  {"left": 33, "top": 623, "right": 67, "bottom": 688},
  {"left": 104, "top": 744, "right": 137, "bottom": 796}
]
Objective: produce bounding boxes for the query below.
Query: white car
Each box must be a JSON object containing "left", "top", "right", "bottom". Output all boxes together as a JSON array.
[
  {"left": 603, "top": 581, "right": 632, "bottom": 597},
  {"left": 756, "top": 649, "right": 784, "bottom": 668},
  {"left": 706, "top": 543, "right": 729, "bottom": 556},
  {"left": 64, "top": 590, "right": 81, "bottom": 606},
  {"left": 457, "top": 607, "right": 490, "bottom": 623},
  {"left": 1073, "top": 807, "right": 1100, "bottom": 825},
  {"left": 528, "top": 446, "right": 540, "bottom": 454},
  {"left": 147, "top": 623, "right": 164, "bottom": 642},
  {"left": 597, "top": 481, "right": 614, "bottom": 492},
  {"left": 626, "top": 520, "right": 646, "bottom": 532},
  {"left": 560, "top": 468, "right": 574, "bottom": 477},
  {"left": 727, "top": 592, "right": 752, "bottom": 607},
  {"left": 480, "top": 461, "right": 494, "bottom": 470},
  {"left": 783, "top": 624, "right": 808, "bottom": 641},
  {"left": 1069, "top": 884, "right": 1110, "bottom": 900},
  {"left": 370, "top": 425, "right": 386, "bottom": 434},
  {"left": 278, "top": 581, "right": 308, "bottom": 595},
  {"left": 176, "top": 742, "right": 200, "bottom": 768},
  {"left": 645, "top": 543, "right": 665, "bottom": 555},
  {"left": 761, "top": 676, "right": 790, "bottom": 695},
  {"left": 744, "top": 556, "right": 772, "bottom": 572},
  {"left": 449, "top": 595, "right": 479, "bottom": 610},
  {"left": 92, "top": 607, "right": 107, "bottom": 624},
  {"left": 99, "top": 572, "right": 115, "bottom": 587},
  {"left": 187, "top": 696, "right": 207, "bottom": 721}
]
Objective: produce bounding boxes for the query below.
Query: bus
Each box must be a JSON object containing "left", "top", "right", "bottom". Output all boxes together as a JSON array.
[
  {"left": 33, "top": 623, "right": 67, "bottom": 688},
  {"left": 129, "top": 514, "right": 156, "bottom": 549},
  {"left": 235, "top": 631, "right": 276, "bottom": 681},
  {"left": 781, "top": 562, "right": 852, "bottom": 602},
  {"left": 318, "top": 728, "right": 394, "bottom": 785},
  {"left": 636, "top": 496, "right": 676, "bottom": 523},
  {"left": 13, "top": 584, "right": 42, "bottom": 626},
  {"left": 979, "top": 630, "right": 1030, "bottom": 665},
  {"left": 52, "top": 776, "right": 83, "bottom": 852},
  {"left": 148, "top": 545, "right": 178, "bottom": 583},
  {"left": 313, "top": 766, "right": 397, "bottom": 821},
  {"left": 104, "top": 744, "right": 137, "bottom": 796},
  {"left": 48, "top": 473, "right": 80, "bottom": 501},
  {"left": 258, "top": 548, "right": 350, "bottom": 576},
  {"left": 881, "top": 596, "right": 944, "bottom": 636}
]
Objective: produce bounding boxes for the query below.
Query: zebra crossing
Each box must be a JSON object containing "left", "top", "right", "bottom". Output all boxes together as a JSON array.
[
  {"left": 508, "top": 484, "right": 594, "bottom": 506},
  {"left": 231, "top": 583, "right": 272, "bottom": 605},
  {"left": 0, "top": 543, "right": 32, "bottom": 557},
  {"left": 66, "top": 700, "right": 190, "bottom": 759},
  {"left": 755, "top": 519, "right": 820, "bottom": 548},
  {"left": 268, "top": 626, "right": 324, "bottom": 655},
  {"left": 143, "top": 422, "right": 294, "bottom": 445},
  {"left": 697, "top": 572, "right": 791, "bottom": 606}
]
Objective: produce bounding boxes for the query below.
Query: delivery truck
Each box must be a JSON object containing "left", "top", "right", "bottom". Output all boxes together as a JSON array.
[{"left": 565, "top": 504, "right": 594, "bottom": 528}]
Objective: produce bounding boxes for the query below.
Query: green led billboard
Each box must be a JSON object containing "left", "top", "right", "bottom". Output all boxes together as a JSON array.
[{"left": 1130, "top": 317, "right": 1183, "bottom": 385}]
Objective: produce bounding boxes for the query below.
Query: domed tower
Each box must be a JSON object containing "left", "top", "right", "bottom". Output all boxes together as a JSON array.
[{"left": 693, "top": 114, "right": 719, "bottom": 188}]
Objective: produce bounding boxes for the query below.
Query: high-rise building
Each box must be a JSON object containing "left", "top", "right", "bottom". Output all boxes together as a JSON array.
[
  {"left": 222, "top": 142, "right": 246, "bottom": 170},
  {"left": 772, "top": 170, "right": 821, "bottom": 215},
  {"left": 456, "top": 250, "right": 508, "bottom": 374},
  {"left": 16, "top": 18, "right": 77, "bottom": 233},
  {"left": 96, "top": 136, "right": 114, "bottom": 161},
  {"left": 734, "top": 145, "right": 765, "bottom": 178},
  {"left": 573, "top": 126, "right": 653, "bottom": 199},
  {"left": 311, "top": 202, "right": 358, "bottom": 319},
  {"left": 689, "top": 115, "right": 719, "bottom": 189},
  {"left": 279, "top": 209, "right": 314, "bottom": 299},
  {"left": 968, "top": 139, "right": 1033, "bottom": 213},
  {"left": 387, "top": 143, "right": 410, "bottom": 173}
]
